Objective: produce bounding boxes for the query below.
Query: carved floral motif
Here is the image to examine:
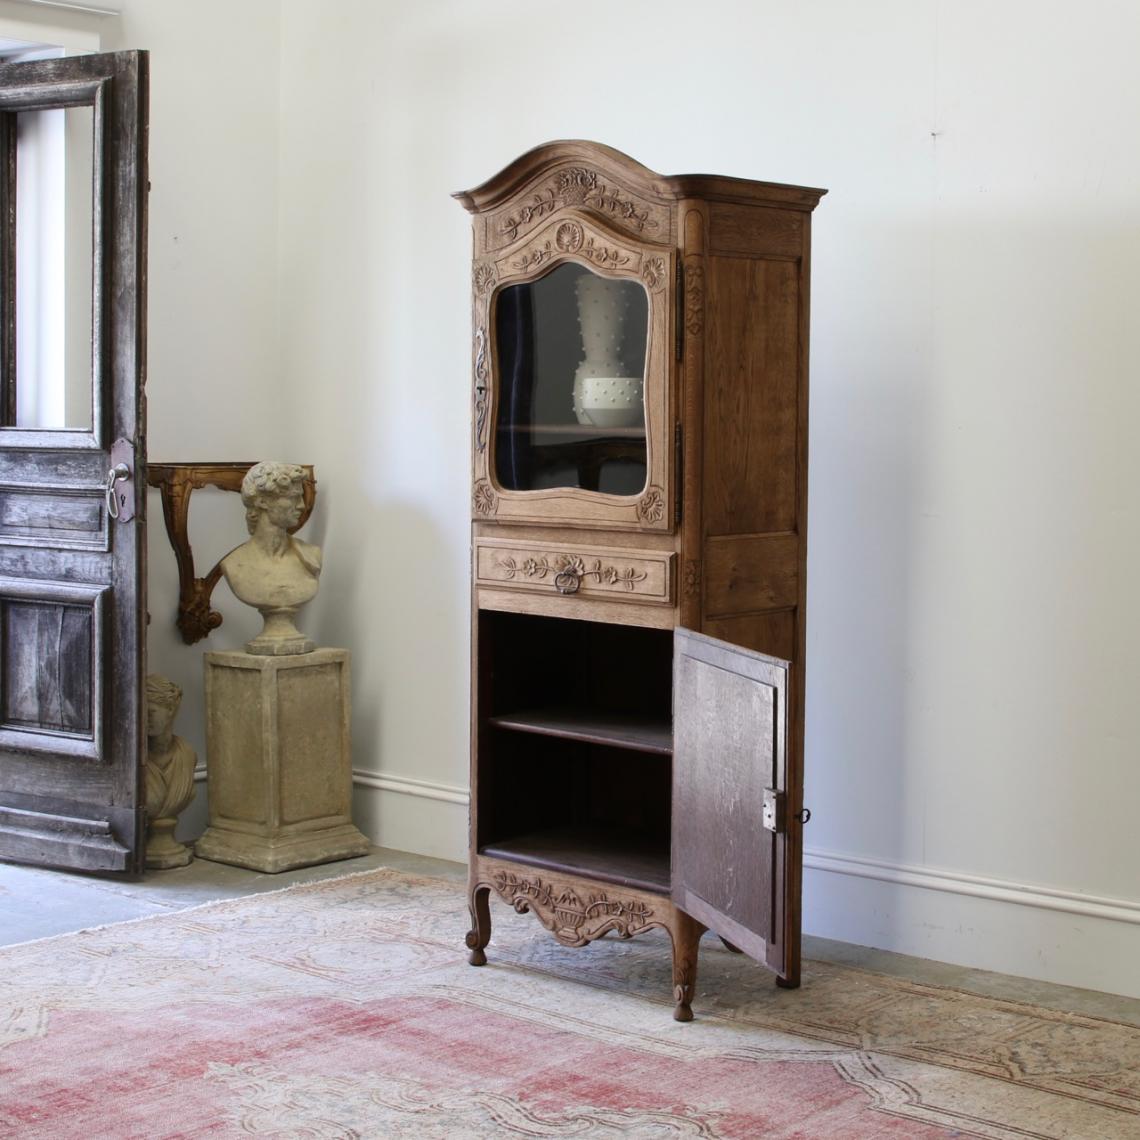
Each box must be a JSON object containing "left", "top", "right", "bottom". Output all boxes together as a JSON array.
[
  {"left": 684, "top": 260, "right": 705, "bottom": 337},
  {"left": 582, "top": 238, "right": 632, "bottom": 270},
  {"left": 473, "top": 263, "right": 496, "bottom": 294},
  {"left": 495, "top": 552, "right": 648, "bottom": 591},
  {"left": 473, "top": 480, "right": 498, "bottom": 517},
  {"left": 513, "top": 234, "right": 632, "bottom": 275},
  {"left": 641, "top": 256, "right": 667, "bottom": 290},
  {"left": 499, "top": 189, "right": 558, "bottom": 242},
  {"left": 637, "top": 486, "right": 666, "bottom": 525},
  {"left": 490, "top": 870, "right": 655, "bottom": 947},
  {"left": 498, "top": 168, "right": 660, "bottom": 243},
  {"left": 683, "top": 560, "right": 701, "bottom": 596},
  {"left": 556, "top": 166, "right": 598, "bottom": 205},
  {"left": 473, "top": 327, "right": 490, "bottom": 452},
  {"left": 512, "top": 243, "right": 557, "bottom": 273}
]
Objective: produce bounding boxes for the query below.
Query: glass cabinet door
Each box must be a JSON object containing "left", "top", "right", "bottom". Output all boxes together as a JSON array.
[
  {"left": 471, "top": 214, "right": 674, "bottom": 533},
  {"left": 495, "top": 263, "right": 648, "bottom": 497}
]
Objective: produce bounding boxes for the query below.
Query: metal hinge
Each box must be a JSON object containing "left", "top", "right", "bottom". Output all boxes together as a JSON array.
[
  {"left": 674, "top": 423, "right": 683, "bottom": 525},
  {"left": 762, "top": 788, "right": 785, "bottom": 834},
  {"left": 675, "top": 260, "right": 684, "bottom": 361}
]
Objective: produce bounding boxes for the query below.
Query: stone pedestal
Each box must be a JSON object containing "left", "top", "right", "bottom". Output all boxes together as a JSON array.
[{"left": 195, "top": 648, "right": 370, "bottom": 873}]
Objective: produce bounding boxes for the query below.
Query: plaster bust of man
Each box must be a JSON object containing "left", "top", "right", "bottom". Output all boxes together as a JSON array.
[{"left": 220, "top": 461, "right": 321, "bottom": 655}]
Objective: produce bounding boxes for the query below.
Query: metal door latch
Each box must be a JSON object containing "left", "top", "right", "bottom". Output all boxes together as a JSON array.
[{"left": 105, "top": 438, "right": 135, "bottom": 522}]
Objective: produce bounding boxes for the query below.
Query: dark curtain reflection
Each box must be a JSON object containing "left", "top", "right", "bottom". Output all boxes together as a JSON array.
[{"left": 494, "top": 286, "right": 536, "bottom": 490}]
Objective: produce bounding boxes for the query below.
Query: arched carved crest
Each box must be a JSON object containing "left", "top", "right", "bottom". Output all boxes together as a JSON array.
[{"left": 455, "top": 141, "right": 676, "bottom": 253}]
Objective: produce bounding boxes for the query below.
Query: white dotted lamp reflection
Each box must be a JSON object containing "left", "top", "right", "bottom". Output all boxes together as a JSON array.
[{"left": 572, "top": 274, "right": 645, "bottom": 428}]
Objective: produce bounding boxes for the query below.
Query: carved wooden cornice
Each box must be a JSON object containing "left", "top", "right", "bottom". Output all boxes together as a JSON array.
[{"left": 452, "top": 139, "right": 827, "bottom": 218}]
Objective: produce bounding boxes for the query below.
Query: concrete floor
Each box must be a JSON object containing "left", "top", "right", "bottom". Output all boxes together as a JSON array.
[{"left": 2, "top": 846, "right": 1138, "bottom": 1027}]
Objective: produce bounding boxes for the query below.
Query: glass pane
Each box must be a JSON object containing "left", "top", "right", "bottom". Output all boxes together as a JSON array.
[
  {"left": 13, "top": 104, "right": 94, "bottom": 430},
  {"left": 494, "top": 263, "right": 648, "bottom": 494}
]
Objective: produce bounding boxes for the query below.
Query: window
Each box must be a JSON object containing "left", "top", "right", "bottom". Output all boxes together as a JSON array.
[{"left": 1, "top": 17, "right": 100, "bottom": 429}]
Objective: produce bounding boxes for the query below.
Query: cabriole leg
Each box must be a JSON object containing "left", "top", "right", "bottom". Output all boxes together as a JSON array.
[
  {"left": 465, "top": 883, "right": 492, "bottom": 966},
  {"left": 669, "top": 913, "right": 706, "bottom": 1021}
]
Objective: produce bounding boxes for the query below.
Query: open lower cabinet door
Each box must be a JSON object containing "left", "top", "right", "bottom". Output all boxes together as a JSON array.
[{"left": 671, "top": 627, "right": 800, "bottom": 984}]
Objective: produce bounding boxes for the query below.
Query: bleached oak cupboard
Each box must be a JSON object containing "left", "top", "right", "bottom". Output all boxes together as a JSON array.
[{"left": 455, "top": 142, "right": 825, "bottom": 1019}]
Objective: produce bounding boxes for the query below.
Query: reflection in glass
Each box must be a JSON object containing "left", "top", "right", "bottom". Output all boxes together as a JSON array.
[
  {"left": 495, "top": 263, "right": 648, "bottom": 494},
  {"left": 13, "top": 104, "right": 94, "bottom": 430}
]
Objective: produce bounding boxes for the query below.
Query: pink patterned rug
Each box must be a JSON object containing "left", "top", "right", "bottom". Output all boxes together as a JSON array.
[{"left": 1, "top": 868, "right": 1137, "bottom": 1138}]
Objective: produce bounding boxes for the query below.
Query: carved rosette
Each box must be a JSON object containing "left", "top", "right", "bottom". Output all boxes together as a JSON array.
[
  {"left": 684, "top": 259, "right": 704, "bottom": 336},
  {"left": 636, "top": 486, "right": 666, "bottom": 525},
  {"left": 473, "top": 480, "right": 498, "bottom": 517},
  {"left": 555, "top": 222, "right": 583, "bottom": 252},
  {"left": 489, "top": 870, "right": 656, "bottom": 947},
  {"left": 473, "top": 262, "right": 496, "bottom": 294},
  {"left": 641, "top": 256, "right": 667, "bottom": 291}
]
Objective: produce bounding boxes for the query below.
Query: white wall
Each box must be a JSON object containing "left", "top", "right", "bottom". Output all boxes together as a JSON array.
[
  {"left": 271, "top": 0, "right": 1140, "bottom": 998},
  {"left": 100, "top": 0, "right": 286, "bottom": 831}
]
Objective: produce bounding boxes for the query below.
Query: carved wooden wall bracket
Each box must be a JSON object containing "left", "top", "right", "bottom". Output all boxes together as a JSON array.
[{"left": 146, "top": 462, "right": 316, "bottom": 645}]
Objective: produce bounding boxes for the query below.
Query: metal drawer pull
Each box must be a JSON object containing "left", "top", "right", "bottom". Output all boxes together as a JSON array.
[{"left": 554, "top": 567, "right": 581, "bottom": 595}]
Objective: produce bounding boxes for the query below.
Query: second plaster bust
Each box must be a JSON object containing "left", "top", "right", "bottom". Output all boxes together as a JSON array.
[{"left": 220, "top": 461, "right": 321, "bottom": 655}]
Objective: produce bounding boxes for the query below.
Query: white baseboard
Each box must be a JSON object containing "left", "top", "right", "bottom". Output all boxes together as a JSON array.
[
  {"left": 803, "top": 853, "right": 1140, "bottom": 1000},
  {"left": 352, "top": 770, "right": 468, "bottom": 806},
  {"left": 803, "top": 848, "right": 1140, "bottom": 927},
  {"left": 10, "top": 0, "right": 122, "bottom": 15},
  {"left": 351, "top": 771, "right": 467, "bottom": 863}
]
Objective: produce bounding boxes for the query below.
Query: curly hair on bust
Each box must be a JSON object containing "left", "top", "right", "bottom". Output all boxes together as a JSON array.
[
  {"left": 146, "top": 674, "right": 182, "bottom": 712},
  {"left": 240, "top": 461, "right": 306, "bottom": 533}
]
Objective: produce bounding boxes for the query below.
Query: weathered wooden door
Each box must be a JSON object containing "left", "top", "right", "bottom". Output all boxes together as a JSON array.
[
  {"left": 0, "top": 51, "right": 148, "bottom": 871},
  {"left": 671, "top": 627, "right": 801, "bottom": 984}
]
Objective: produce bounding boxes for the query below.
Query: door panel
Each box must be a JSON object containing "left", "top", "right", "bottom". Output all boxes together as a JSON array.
[
  {"left": 671, "top": 627, "right": 791, "bottom": 976},
  {"left": 0, "top": 51, "right": 148, "bottom": 872}
]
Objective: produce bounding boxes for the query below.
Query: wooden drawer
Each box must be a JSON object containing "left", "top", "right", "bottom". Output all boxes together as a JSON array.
[{"left": 475, "top": 538, "right": 674, "bottom": 607}]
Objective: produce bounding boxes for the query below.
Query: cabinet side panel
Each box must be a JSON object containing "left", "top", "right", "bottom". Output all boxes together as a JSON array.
[
  {"left": 703, "top": 256, "right": 800, "bottom": 536},
  {"left": 703, "top": 611, "right": 796, "bottom": 664},
  {"left": 707, "top": 203, "right": 803, "bottom": 259}
]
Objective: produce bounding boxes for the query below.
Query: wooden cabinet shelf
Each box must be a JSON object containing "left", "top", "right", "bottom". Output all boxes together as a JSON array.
[
  {"left": 501, "top": 424, "right": 647, "bottom": 439},
  {"left": 481, "top": 825, "right": 670, "bottom": 895},
  {"left": 487, "top": 708, "right": 673, "bottom": 756}
]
